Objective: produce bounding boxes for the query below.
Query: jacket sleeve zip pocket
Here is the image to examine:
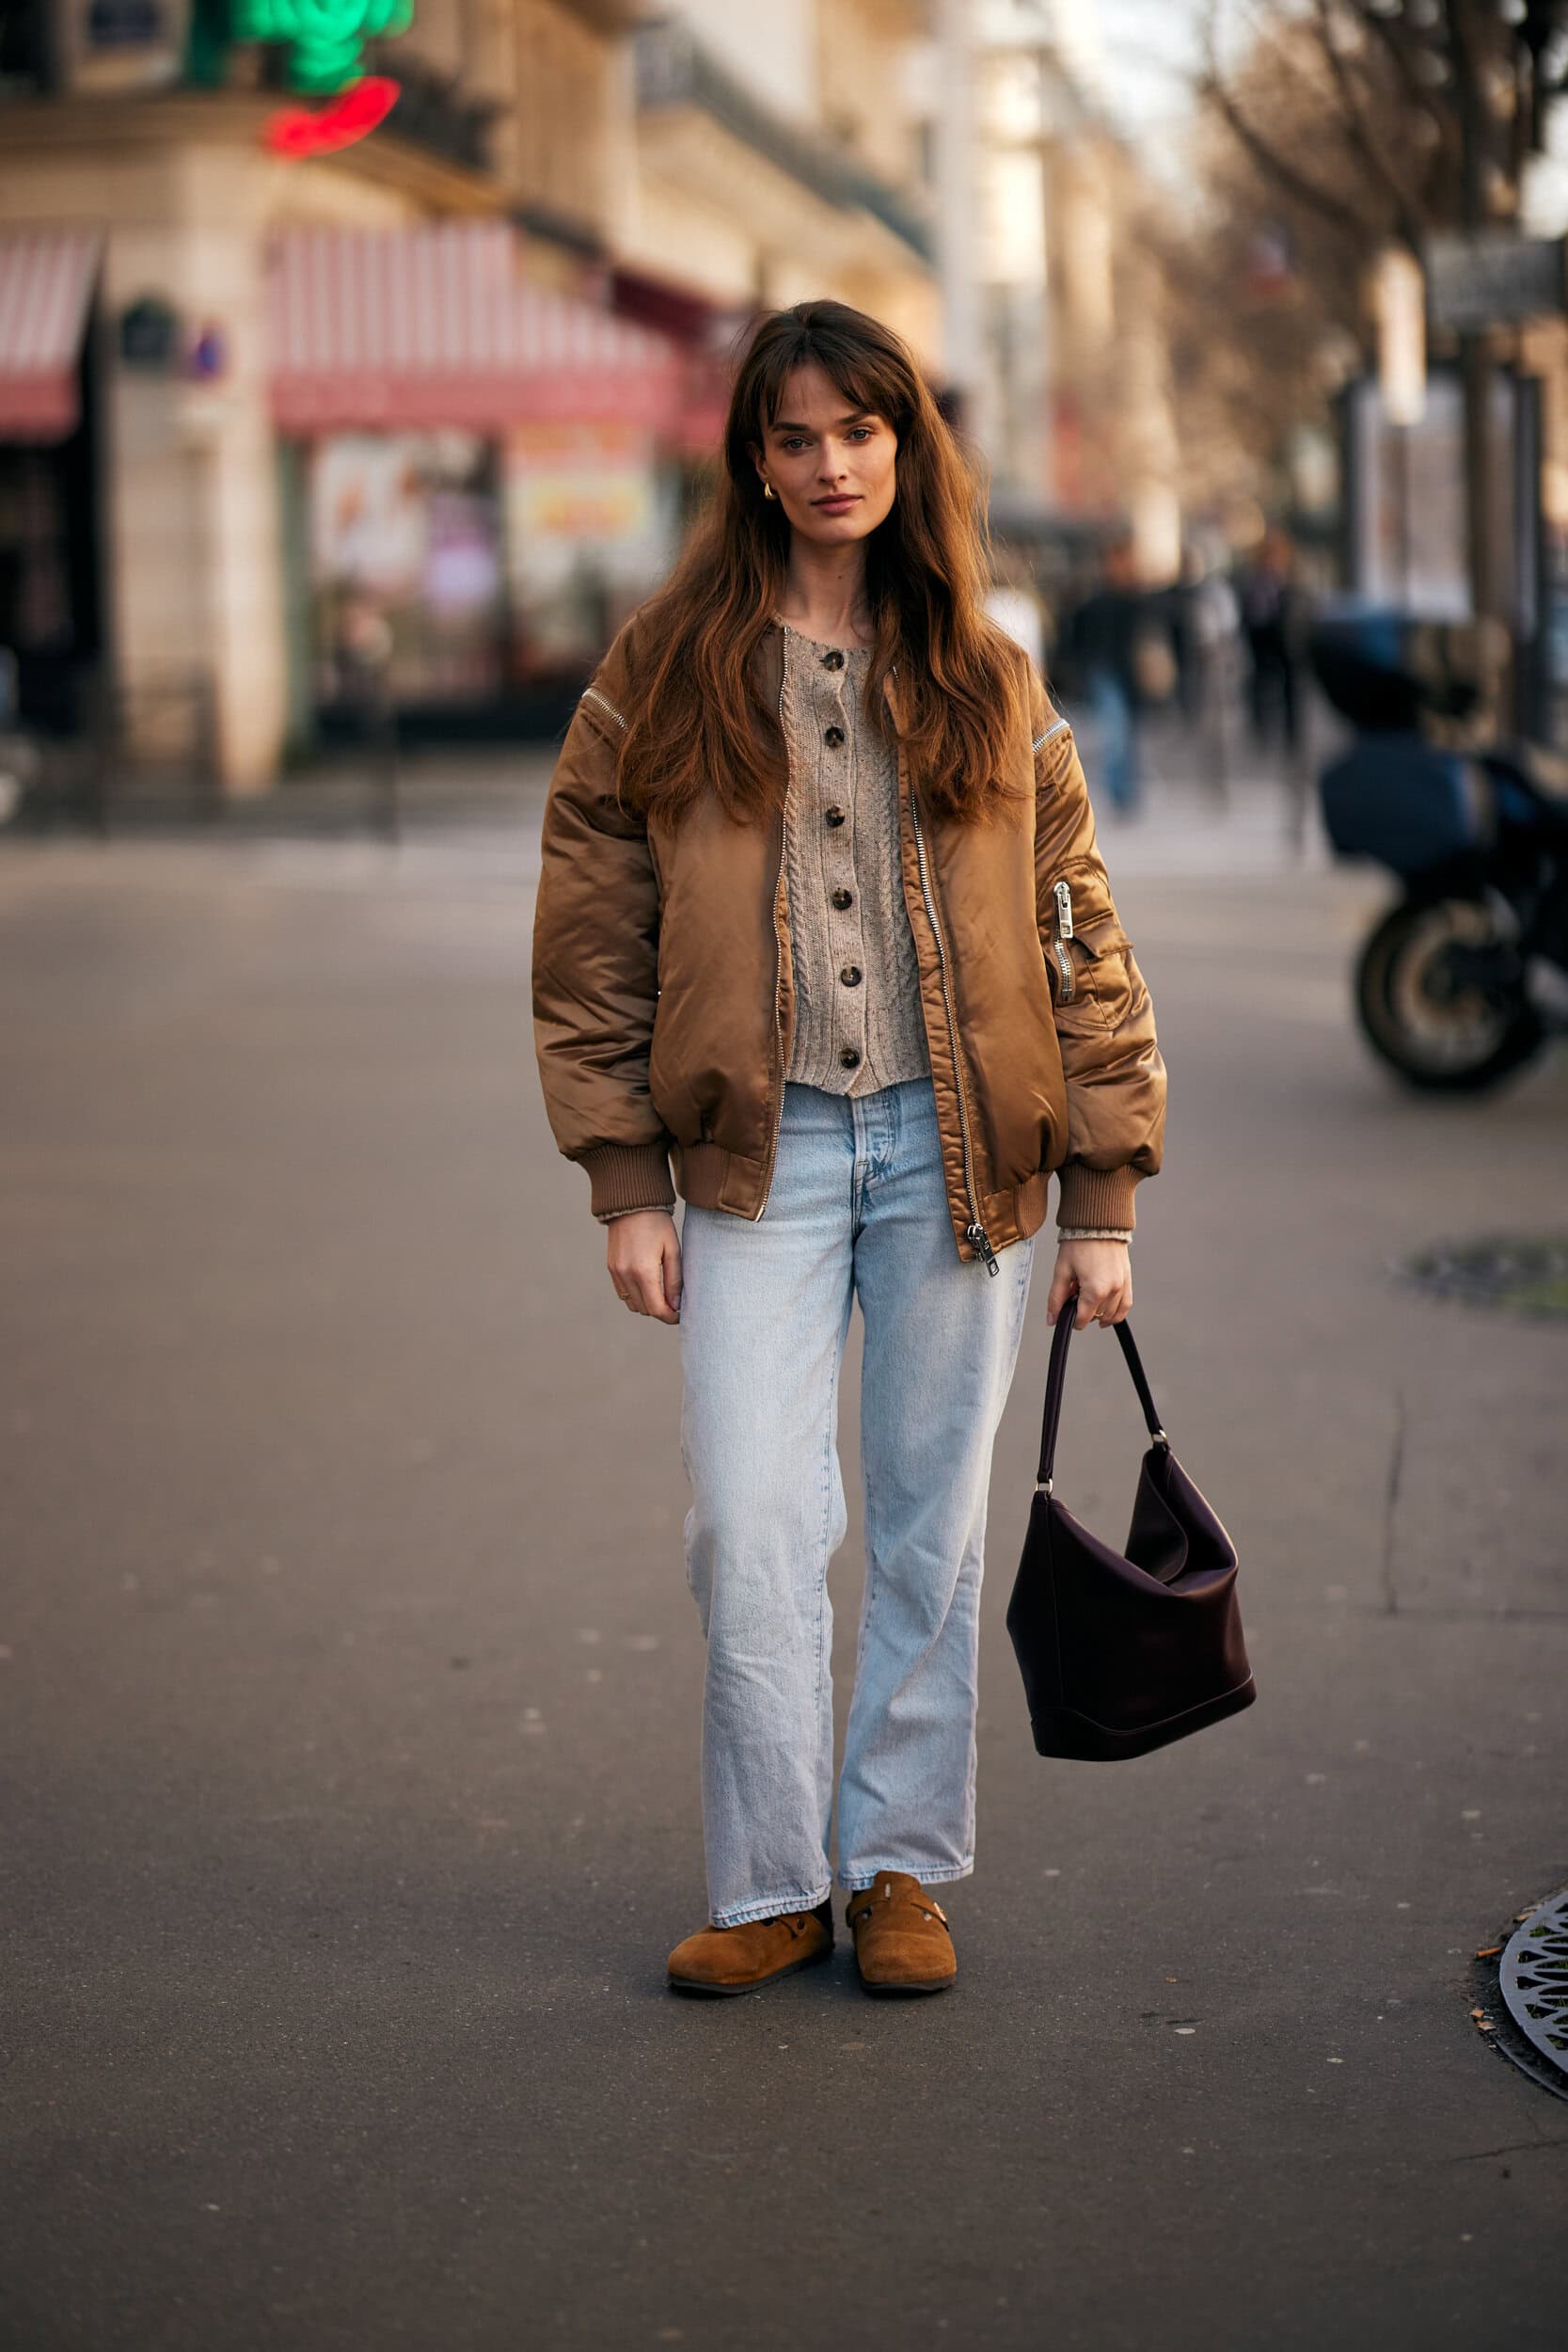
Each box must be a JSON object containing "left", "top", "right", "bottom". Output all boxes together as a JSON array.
[{"left": 1051, "top": 878, "right": 1075, "bottom": 1002}]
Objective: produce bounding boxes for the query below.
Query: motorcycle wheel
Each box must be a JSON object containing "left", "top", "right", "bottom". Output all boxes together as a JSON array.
[{"left": 1355, "top": 892, "right": 1544, "bottom": 1091}]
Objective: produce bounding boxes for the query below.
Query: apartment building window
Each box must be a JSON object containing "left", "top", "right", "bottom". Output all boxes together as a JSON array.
[{"left": 0, "top": 0, "right": 55, "bottom": 94}]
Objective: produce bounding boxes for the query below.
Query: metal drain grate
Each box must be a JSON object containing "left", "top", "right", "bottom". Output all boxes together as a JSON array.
[
  {"left": 1499, "top": 1889, "right": 1568, "bottom": 2077},
  {"left": 1396, "top": 1233, "right": 1568, "bottom": 1320}
]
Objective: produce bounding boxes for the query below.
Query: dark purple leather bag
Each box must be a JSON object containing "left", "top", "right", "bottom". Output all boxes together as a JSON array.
[{"left": 1005, "top": 1307, "right": 1256, "bottom": 1759}]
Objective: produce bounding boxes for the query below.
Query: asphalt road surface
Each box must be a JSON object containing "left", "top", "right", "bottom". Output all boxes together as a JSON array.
[{"left": 3, "top": 781, "right": 1566, "bottom": 2351}]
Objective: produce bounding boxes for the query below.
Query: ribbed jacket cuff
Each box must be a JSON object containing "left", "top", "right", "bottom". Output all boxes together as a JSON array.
[
  {"left": 1056, "top": 1162, "right": 1141, "bottom": 1231},
  {"left": 579, "top": 1141, "right": 674, "bottom": 1220}
]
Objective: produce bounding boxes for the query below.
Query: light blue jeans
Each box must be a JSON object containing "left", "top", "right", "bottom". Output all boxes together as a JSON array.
[
  {"left": 1085, "top": 665, "right": 1141, "bottom": 815},
  {"left": 677, "top": 1076, "right": 1036, "bottom": 1927}
]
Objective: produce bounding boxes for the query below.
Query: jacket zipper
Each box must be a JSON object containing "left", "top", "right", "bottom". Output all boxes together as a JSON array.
[
  {"left": 907, "top": 761, "right": 998, "bottom": 1275},
  {"left": 1051, "top": 877, "right": 1075, "bottom": 1002},
  {"left": 580, "top": 684, "right": 627, "bottom": 733}
]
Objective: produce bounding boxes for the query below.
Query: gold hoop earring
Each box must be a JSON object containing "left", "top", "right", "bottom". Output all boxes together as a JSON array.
[{"left": 763, "top": 480, "right": 776, "bottom": 501}]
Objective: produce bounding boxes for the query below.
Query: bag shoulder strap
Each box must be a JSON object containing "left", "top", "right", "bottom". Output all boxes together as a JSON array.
[{"left": 1036, "top": 1309, "right": 1169, "bottom": 1493}]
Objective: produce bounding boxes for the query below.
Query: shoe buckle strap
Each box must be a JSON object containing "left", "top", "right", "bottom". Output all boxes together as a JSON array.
[{"left": 848, "top": 1886, "right": 949, "bottom": 1932}]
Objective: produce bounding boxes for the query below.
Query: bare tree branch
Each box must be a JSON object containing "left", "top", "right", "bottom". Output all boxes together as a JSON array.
[
  {"left": 1311, "top": 0, "right": 1428, "bottom": 249},
  {"left": 1343, "top": 0, "right": 1450, "bottom": 134},
  {"left": 1197, "top": 65, "right": 1372, "bottom": 242}
]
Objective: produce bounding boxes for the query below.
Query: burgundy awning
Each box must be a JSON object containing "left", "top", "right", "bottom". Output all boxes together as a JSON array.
[
  {"left": 0, "top": 227, "right": 102, "bottom": 442},
  {"left": 267, "top": 223, "right": 686, "bottom": 435}
]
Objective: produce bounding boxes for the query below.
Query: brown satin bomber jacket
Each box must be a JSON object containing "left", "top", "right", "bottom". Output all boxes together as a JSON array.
[{"left": 531, "top": 610, "right": 1166, "bottom": 1269}]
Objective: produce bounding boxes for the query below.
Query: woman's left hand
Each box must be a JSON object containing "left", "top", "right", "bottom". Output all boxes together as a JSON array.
[{"left": 1046, "top": 1238, "right": 1132, "bottom": 1328}]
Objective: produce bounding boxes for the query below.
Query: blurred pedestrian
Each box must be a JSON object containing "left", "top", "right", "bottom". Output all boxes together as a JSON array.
[
  {"left": 1180, "top": 549, "right": 1242, "bottom": 800},
  {"left": 532, "top": 300, "right": 1166, "bottom": 2002},
  {"left": 1238, "top": 526, "right": 1306, "bottom": 758},
  {"left": 1168, "top": 544, "right": 1212, "bottom": 728},
  {"left": 1059, "top": 533, "right": 1158, "bottom": 818}
]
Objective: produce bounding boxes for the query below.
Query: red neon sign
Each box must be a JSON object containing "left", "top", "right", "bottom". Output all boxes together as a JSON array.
[{"left": 264, "top": 74, "right": 401, "bottom": 158}]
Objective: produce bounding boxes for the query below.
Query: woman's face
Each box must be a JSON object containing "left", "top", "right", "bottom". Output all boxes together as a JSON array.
[{"left": 751, "top": 361, "right": 898, "bottom": 546}]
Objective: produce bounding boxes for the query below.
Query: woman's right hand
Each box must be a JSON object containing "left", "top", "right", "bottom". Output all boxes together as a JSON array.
[{"left": 607, "top": 1210, "right": 683, "bottom": 1324}]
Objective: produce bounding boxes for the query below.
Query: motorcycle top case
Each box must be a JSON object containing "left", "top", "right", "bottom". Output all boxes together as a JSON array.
[
  {"left": 1319, "top": 734, "right": 1488, "bottom": 876},
  {"left": 1308, "top": 604, "right": 1483, "bottom": 728}
]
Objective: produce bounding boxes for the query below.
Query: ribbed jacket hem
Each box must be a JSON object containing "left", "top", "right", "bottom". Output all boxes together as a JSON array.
[
  {"left": 1056, "top": 1161, "right": 1141, "bottom": 1231},
  {"left": 580, "top": 1140, "right": 675, "bottom": 1219}
]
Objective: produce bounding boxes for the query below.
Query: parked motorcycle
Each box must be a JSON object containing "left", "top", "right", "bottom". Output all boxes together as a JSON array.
[{"left": 1310, "top": 605, "right": 1568, "bottom": 1091}]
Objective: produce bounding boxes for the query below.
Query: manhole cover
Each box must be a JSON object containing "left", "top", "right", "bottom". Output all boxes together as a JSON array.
[
  {"left": 1500, "top": 1889, "right": 1568, "bottom": 2077},
  {"left": 1397, "top": 1233, "right": 1568, "bottom": 1319}
]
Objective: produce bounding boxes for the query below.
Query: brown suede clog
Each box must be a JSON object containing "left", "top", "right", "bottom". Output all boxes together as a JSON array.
[
  {"left": 846, "top": 1870, "right": 958, "bottom": 1995},
  {"left": 667, "top": 1899, "right": 833, "bottom": 1996}
]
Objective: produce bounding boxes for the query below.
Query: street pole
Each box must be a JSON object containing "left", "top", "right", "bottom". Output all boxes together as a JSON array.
[
  {"left": 934, "top": 0, "right": 980, "bottom": 433},
  {"left": 1454, "top": 1, "right": 1502, "bottom": 672}
]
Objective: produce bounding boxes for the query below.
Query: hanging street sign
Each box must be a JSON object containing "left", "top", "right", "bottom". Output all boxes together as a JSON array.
[{"left": 1426, "top": 231, "right": 1568, "bottom": 332}]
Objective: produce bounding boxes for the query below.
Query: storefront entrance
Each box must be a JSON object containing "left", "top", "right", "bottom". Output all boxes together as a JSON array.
[{"left": 0, "top": 230, "right": 104, "bottom": 736}]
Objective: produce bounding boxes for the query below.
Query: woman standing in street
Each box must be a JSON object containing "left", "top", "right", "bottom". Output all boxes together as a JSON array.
[{"left": 532, "top": 301, "right": 1165, "bottom": 1999}]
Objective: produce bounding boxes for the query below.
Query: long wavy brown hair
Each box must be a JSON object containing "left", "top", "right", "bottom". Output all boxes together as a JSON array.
[{"left": 613, "top": 300, "right": 1033, "bottom": 826}]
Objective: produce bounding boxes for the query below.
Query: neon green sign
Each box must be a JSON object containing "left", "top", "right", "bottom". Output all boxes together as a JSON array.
[{"left": 234, "top": 0, "right": 413, "bottom": 93}]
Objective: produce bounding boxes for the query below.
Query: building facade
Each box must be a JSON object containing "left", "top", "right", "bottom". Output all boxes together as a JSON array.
[
  {"left": 956, "top": 0, "right": 1184, "bottom": 591},
  {"left": 0, "top": 0, "right": 936, "bottom": 794}
]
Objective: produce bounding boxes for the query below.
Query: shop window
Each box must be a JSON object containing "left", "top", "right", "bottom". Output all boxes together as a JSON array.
[
  {"left": 309, "top": 430, "right": 509, "bottom": 709},
  {"left": 503, "top": 421, "right": 681, "bottom": 684}
]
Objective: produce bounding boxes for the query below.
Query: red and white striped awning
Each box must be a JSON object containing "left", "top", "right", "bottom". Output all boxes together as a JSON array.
[
  {"left": 0, "top": 227, "right": 103, "bottom": 442},
  {"left": 267, "top": 222, "right": 686, "bottom": 435}
]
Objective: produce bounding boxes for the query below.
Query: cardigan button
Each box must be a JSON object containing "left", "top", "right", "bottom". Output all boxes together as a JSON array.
[
  {"left": 823, "top": 724, "right": 845, "bottom": 747},
  {"left": 824, "top": 804, "right": 846, "bottom": 827},
  {"left": 831, "top": 886, "right": 852, "bottom": 910},
  {"left": 840, "top": 963, "right": 863, "bottom": 987},
  {"left": 822, "top": 649, "right": 845, "bottom": 670},
  {"left": 839, "top": 1047, "right": 862, "bottom": 1069}
]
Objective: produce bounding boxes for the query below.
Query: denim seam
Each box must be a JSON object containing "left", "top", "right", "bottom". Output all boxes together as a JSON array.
[
  {"left": 847, "top": 1082, "right": 895, "bottom": 1691},
  {"left": 849, "top": 1091, "right": 867, "bottom": 1232},
  {"left": 814, "top": 1354, "right": 838, "bottom": 1800},
  {"left": 851, "top": 1513, "right": 882, "bottom": 1691},
  {"left": 814, "top": 1247, "right": 856, "bottom": 1831},
  {"left": 712, "top": 1885, "right": 833, "bottom": 1929},
  {"left": 838, "top": 1858, "right": 975, "bottom": 1892},
  {"left": 885, "top": 1084, "right": 902, "bottom": 1184}
]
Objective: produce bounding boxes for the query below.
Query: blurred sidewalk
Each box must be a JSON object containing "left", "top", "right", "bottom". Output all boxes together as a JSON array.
[
  {"left": 0, "top": 743, "right": 561, "bottom": 845},
  {"left": 3, "top": 722, "right": 1334, "bottom": 882}
]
